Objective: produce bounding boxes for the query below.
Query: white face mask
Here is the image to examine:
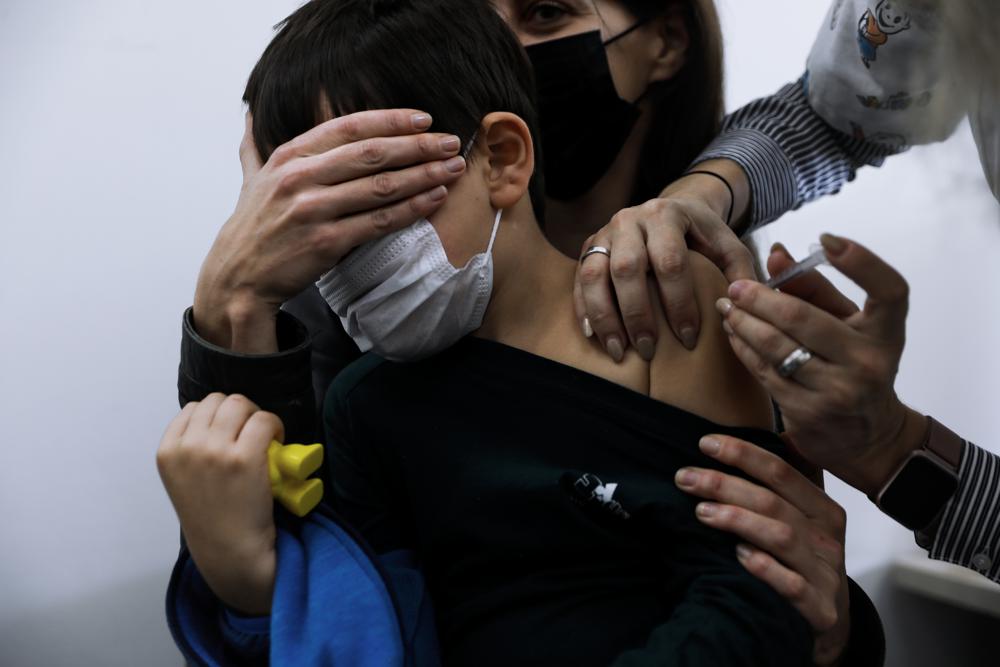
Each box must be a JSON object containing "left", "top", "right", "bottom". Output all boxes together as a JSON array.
[{"left": 316, "top": 210, "right": 502, "bottom": 361}]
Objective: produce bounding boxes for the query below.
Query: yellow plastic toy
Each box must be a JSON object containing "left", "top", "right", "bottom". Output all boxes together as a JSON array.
[{"left": 267, "top": 441, "right": 324, "bottom": 517}]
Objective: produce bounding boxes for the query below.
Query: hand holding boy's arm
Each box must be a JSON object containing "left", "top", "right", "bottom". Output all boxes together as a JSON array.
[
  {"left": 157, "top": 393, "right": 283, "bottom": 615},
  {"left": 573, "top": 160, "right": 755, "bottom": 359},
  {"left": 676, "top": 435, "right": 852, "bottom": 666}
]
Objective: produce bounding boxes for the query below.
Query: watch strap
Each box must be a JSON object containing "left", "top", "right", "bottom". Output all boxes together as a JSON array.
[
  {"left": 874, "top": 415, "right": 964, "bottom": 532},
  {"left": 923, "top": 416, "right": 963, "bottom": 471},
  {"left": 914, "top": 417, "right": 966, "bottom": 544}
]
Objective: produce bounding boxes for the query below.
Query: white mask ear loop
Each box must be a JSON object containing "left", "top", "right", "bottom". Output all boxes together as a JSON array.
[{"left": 485, "top": 209, "right": 502, "bottom": 257}]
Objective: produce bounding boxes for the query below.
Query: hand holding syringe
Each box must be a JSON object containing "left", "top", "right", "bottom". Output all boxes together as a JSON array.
[{"left": 765, "top": 245, "right": 830, "bottom": 290}]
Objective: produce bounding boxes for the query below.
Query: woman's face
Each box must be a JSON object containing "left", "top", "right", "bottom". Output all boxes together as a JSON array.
[
  {"left": 493, "top": 0, "right": 608, "bottom": 45},
  {"left": 493, "top": 0, "right": 660, "bottom": 102}
]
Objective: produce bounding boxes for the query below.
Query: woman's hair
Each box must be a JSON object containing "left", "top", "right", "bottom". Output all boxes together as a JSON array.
[
  {"left": 244, "top": 0, "right": 546, "bottom": 220},
  {"left": 613, "top": 0, "right": 725, "bottom": 204}
]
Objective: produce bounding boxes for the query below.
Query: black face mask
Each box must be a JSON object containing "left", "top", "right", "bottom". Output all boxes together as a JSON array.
[{"left": 525, "top": 26, "right": 646, "bottom": 201}]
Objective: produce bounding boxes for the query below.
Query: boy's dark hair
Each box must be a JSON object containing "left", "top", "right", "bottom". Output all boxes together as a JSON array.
[{"left": 244, "top": 0, "right": 545, "bottom": 222}]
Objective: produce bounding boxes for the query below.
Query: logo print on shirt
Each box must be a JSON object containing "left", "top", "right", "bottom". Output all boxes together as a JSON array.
[{"left": 571, "top": 473, "right": 631, "bottom": 520}]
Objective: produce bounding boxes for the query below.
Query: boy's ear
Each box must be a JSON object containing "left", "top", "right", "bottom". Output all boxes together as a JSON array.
[
  {"left": 479, "top": 112, "right": 534, "bottom": 210},
  {"left": 646, "top": 5, "right": 689, "bottom": 84}
]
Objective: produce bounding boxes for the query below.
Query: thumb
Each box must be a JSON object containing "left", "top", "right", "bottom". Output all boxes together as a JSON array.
[
  {"left": 690, "top": 218, "right": 756, "bottom": 283},
  {"left": 239, "top": 112, "right": 264, "bottom": 181},
  {"left": 717, "top": 241, "right": 758, "bottom": 284}
]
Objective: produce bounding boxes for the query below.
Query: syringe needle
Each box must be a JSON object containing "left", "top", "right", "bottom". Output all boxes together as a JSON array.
[{"left": 765, "top": 246, "right": 829, "bottom": 290}]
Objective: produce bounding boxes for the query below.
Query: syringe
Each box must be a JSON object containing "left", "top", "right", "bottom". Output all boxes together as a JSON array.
[{"left": 765, "top": 245, "right": 829, "bottom": 290}]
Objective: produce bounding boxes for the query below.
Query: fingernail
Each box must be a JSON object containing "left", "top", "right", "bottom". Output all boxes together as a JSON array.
[
  {"left": 444, "top": 156, "right": 466, "bottom": 173},
  {"left": 582, "top": 317, "right": 594, "bottom": 338},
  {"left": 440, "top": 136, "right": 460, "bottom": 152},
  {"left": 715, "top": 298, "right": 733, "bottom": 316},
  {"left": 728, "top": 281, "right": 750, "bottom": 301},
  {"left": 769, "top": 242, "right": 788, "bottom": 256},
  {"left": 412, "top": 113, "right": 432, "bottom": 129},
  {"left": 679, "top": 327, "right": 697, "bottom": 350},
  {"left": 675, "top": 468, "right": 699, "bottom": 488},
  {"left": 722, "top": 319, "right": 734, "bottom": 336},
  {"left": 606, "top": 336, "right": 625, "bottom": 363},
  {"left": 736, "top": 544, "right": 753, "bottom": 561},
  {"left": 820, "top": 233, "right": 848, "bottom": 257},
  {"left": 427, "top": 185, "right": 447, "bottom": 202},
  {"left": 635, "top": 336, "right": 655, "bottom": 361},
  {"left": 699, "top": 437, "right": 722, "bottom": 456},
  {"left": 696, "top": 503, "right": 717, "bottom": 518}
]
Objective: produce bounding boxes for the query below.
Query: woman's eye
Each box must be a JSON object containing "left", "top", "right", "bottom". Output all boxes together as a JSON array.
[{"left": 525, "top": 1, "right": 571, "bottom": 27}]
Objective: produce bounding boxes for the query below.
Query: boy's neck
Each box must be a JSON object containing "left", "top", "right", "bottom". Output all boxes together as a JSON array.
[
  {"left": 475, "top": 198, "right": 580, "bottom": 352},
  {"left": 478, "top": 102, "right": 655, "bottom": 339},
  {"left": 473, "top": 195, "right": 651, "bottom": 407}
]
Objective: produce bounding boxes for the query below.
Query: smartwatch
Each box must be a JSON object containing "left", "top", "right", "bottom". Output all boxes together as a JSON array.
[{"left": 872, "top": 417, "right": 963, "bottom": 531}]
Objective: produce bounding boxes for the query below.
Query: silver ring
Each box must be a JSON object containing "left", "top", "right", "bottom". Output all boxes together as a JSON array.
[
  {"left": 580, "top": 246, "right": 611, "bottom": 263},
  {"left": 777, "top": 346, "right": 813, "bottom": 378}
]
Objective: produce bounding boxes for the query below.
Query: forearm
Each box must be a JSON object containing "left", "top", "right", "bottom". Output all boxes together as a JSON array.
[
  {"left": 693, "top": 76, "right": 903, "bottom": 231},
  {"left": 167, "top": 550, "right": 271, "bottom": 665},
  {"left": 924, "top": 442, "right": 1000, "bottom": 582},
  {"left": 177, "top": 307, "right": 317, "bottom": 442},
  {"left": 664, "top": 158, "right": 752, "bottom": 233},
  {"left": 184, "top": 540, "right": 275, "bottom": 616},
  {"left": 193, "top": 240, "right": 285, "bottom": 354},
  {"left": 192, "top": 288, "right": 280, "bottom": 355},
  {"left": 826, "top": 405, "right": 929, "bottom": 498},
  {"left": 825, "top": 407, "right": 1000, "bottom": 582},
  {"left": 165, "top": 515, "right": 433, "bottom": 666}
]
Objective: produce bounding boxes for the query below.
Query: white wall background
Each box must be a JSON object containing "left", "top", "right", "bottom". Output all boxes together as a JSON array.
[{"left": 0, "top": 1, "right": 997, "bottom": 665}]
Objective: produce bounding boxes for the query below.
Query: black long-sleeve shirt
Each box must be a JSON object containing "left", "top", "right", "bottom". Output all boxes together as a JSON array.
[{"left": 322, "top": 338, "right": 814, "bottom": 666}]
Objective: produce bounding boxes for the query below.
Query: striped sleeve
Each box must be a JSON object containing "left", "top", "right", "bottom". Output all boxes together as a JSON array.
[
  {"left": 928, "top": 442, "right": 1000, "bottom": 583},
  {"left": 692, "top": 75, "right": 905, "bottom": 231}
]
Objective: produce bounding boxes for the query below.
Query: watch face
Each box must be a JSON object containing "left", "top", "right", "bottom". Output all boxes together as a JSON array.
[{"left": 880, "top": 454, "right": 960, "bottom": 531}]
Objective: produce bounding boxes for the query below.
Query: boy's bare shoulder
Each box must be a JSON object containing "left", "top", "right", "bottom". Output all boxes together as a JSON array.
[{"left": 648, "top": 250, "right": 773, "bottom": 430}]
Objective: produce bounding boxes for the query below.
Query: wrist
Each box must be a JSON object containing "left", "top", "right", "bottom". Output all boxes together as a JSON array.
[
  {"left": 666, "top": 159, "right": 751, "bottom": 230},
  {"left": 814, "top": 624, "right": 850, "bottom": 667},
  {"left": 193, "top": 284, "right": 280, "bottom": 354},
  {"left": 216, "top": 550, "right": 276, "bottom": 616},
  {"left": 834, "top": 405, "right": 928, "bottom": 497},
  {"left": 189, "top": 538, "right": 276, "bottom": 616}
]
